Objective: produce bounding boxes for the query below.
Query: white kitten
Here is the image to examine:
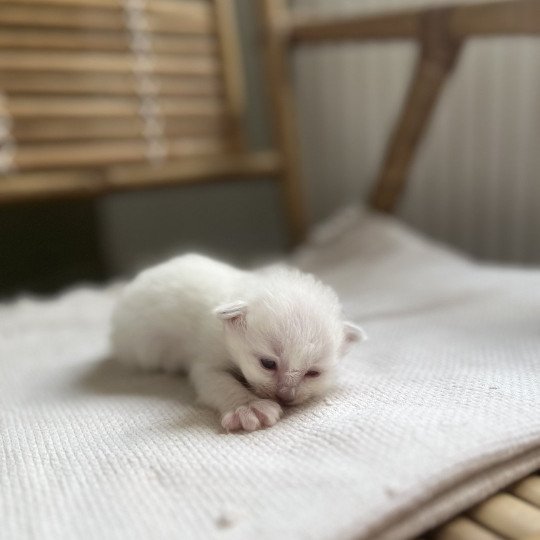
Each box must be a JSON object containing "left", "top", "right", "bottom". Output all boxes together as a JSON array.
[{"left": 111, "top": 254, "right": 366, "bottom": 432}]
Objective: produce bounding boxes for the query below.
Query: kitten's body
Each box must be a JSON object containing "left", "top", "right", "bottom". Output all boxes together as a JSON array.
[
  {"left": 111, "top": 254, "right": 365, "bottom": 431},
  {"left": 111, "top": 254, "right": 252, "bottom": 373}
]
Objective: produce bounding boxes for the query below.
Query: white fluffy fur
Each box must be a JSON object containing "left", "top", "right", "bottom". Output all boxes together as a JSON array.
[{"left": 111, "top": 254, "right": 366, "bottom": 432}]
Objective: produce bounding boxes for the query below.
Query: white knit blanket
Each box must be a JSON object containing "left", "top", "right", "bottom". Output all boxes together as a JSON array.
[{"left": 2, "top": 209, "right": 539, "bottom": 540}]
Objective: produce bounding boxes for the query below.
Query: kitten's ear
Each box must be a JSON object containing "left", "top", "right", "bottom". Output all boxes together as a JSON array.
[
  {"left": 341, "top": 321, "right": 367, "bottom": 355},
  {"left": 214, "top": 301, "right": 248, "bottom": 328}
]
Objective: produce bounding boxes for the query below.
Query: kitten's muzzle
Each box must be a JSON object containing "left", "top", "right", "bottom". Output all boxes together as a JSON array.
[{"left": 276, "top": 387, "right": 296, "bottom": 404}]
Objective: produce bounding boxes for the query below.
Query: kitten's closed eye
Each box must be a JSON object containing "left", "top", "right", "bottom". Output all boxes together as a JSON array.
[
  {"left": 260, "top": 358, "right": 277, "bottom": 370},
  {"left": 306, "top": 370, "right": 320, "bottom": 378}
]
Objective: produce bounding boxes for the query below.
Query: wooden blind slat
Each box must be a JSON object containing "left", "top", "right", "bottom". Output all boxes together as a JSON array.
[
  {"left": 0, "top": 4, "right": 123, "bottom": 31},
  {"left": 0, "top": 52, "right": 219, "bottom": 76},
  {"left": 5, "top": 97, "right": 224, "bottom": 118},
  {"left": 153, "top": 35, "right": 217, "bottom": 55},
  {"left": 0, "top": 3, "right": 214, "bottom": 34},
  {"left": 13, "top": 117, "right": 229, "bottom": 142},
  {"left": 0, "top": 29, "right": 130, "bottom": 52},
  {"left": 0, "top": 75, "right": 222, "bottom": 98},
  {"left": 13, "top": 138, "right": 229, "bottom": 170},
  {"left": 0, "top": 31, "right": 216, "bottom": 55},
  {"left": 0, "top": 73, "right": 222, "bottom": 97},
  {"left": 10, "top": 0, "right": 213, "bottom": 18}
]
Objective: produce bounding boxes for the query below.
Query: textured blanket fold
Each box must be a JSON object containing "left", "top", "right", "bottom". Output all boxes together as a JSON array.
[{"left": 1, "top": 208, "right": 539, "bottom": 540}]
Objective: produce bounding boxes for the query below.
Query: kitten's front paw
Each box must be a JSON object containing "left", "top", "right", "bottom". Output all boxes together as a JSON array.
[{"left": 221, "top": 400, "right": 283, "bottom": 432}]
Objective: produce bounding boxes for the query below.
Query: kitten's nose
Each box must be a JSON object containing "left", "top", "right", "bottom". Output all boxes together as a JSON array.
[{"left": 276, "top": 387, "right": 296, "bottom": 403}]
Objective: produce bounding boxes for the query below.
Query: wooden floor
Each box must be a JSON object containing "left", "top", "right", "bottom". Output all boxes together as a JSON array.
[{"left": 427, "top": 472, "right": 540, "bottom": 540}]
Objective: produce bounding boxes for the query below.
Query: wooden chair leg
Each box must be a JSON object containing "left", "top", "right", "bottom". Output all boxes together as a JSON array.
[
  {"left": 370, "top": 10, "right": 462, "bottom": 213},
  {"left": 259, "top": 0, "right": 308, "bottom": 246}
]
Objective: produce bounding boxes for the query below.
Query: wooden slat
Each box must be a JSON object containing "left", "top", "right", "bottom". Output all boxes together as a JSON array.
[
  {"left": 0, "top": 73, "right": 222, "bottom": 97},
  {"left": 152, "top": 35, "right": 217, "bottom": 56},
  {"left": 0, "top": 2, "right": 214, "bottom": 35},
  {"left": 12, "top": 117, "right": 146, "bottom": 142},
  {"left": 12, "top": 138, "right": 229, "bottom": 170},
  {"left": 0, "top": 151, "right": 282, "bottom": 203},
  {"left": 12, "top": 117, "right": 229, "bottom": 143},
  {"left": 432, "top": 517, "right": 501, "bottom": 540},
  {"left": 291, "top": 11, "right": 419, "bottom": 42},
  {"left": 17, "top": 0, "right": 211, "bottom": 16},
  {"left": 145, "top": 11, "right": 215, "bottom": 36},
  {"left": 511, "top": 475, "right": 540, "bottom": 507},
  {"left": 468, "top": 493, "right": 540, "bottom": 539},
  {"left": 10, "top": 0, "right": 126, "bottom": 7},
  {"left": 0, "top": 52, "right": 219, "bottom": 76},
  {"left": 12, "top": 0, "right": 214, "bottom": 21},
  {"left": 450, "top": 0, "right": 540, "bottom": 38},
  {"left": 4, "top": 97, "right": 224, "bottom": 118},
  {"left": 0, "top": 4, "right": 124, "bottom": 32},
  {"left": 14, "top": 139, "right": 152, "bottom": 169},
  {"left": 0, "top": 28, "right": 130, "bottom": 52},
  {"left": 290, "top": 0, "right": 540, "bottom": 43},
  {"left": 0, "top": 29, "right": 217, "bottom": 55}
]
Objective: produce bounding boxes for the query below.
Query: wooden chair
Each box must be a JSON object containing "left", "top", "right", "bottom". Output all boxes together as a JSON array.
[
  {"left": 0, "top": 0, "right": 307, "bottom": 244},
  {"left": 290, "top": 0, "right": 540, "bottom": 215}
]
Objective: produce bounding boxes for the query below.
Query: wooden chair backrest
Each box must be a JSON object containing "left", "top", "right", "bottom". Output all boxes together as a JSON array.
[{"left": 290, "top": 0, "right": 540, "bottom": 213}]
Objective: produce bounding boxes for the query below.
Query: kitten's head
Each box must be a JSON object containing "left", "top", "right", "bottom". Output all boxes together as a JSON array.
[{"left": 214, "top": 268, "right": 366, "bottom": 405}]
